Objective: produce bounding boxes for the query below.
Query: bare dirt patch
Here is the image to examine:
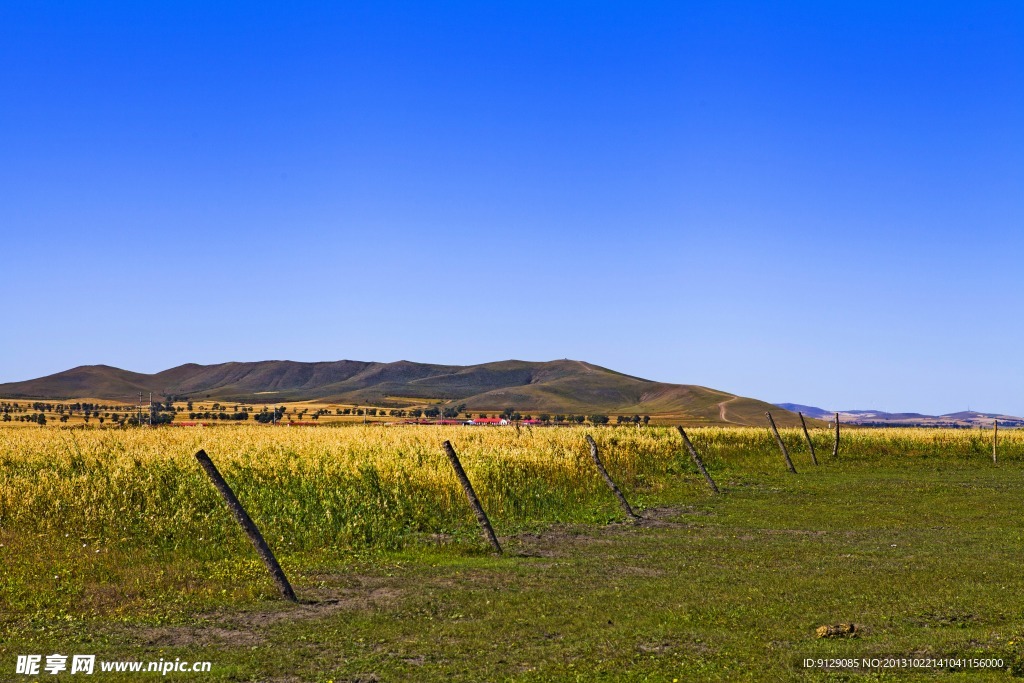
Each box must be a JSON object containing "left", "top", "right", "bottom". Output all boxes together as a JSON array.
[
  {"left": 138, "top": 625, "right": 264, "bottom": 647},
  {"left": 223, "top": 584, "right": 405, "bottom": 631},
  {"left": 508, "top": 506, "right": 694, "bottom": 557}
]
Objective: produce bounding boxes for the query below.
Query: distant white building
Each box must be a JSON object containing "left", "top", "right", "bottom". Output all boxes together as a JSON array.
[{"left": 467, "top": 417, "right": 508, "bottom": 426}]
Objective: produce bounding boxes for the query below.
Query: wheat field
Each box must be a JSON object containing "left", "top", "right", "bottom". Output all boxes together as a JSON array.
[
  {"left": 0, "top": 425, "right": 687, "bottom": 557},
  {"left": 2, "top": 424, "right": 1018, "bottom": 558},
  {"left": 4, "top": 423, "right": 1024, "bottom": 680}
]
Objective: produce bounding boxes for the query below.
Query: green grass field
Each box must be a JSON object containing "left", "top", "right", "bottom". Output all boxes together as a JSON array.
[{"left": 2, "top": 425, "right": 1022, "bottom": 681}]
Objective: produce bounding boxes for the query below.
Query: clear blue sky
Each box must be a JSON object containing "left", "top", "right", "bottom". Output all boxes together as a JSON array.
[{"left": 2, "top": 2, "right": 1022, "bottom": 415}]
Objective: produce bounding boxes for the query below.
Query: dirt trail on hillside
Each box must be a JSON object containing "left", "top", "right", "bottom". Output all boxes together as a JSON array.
[{"left": 718, "top": 397, "right": 739, "bottom": 422}]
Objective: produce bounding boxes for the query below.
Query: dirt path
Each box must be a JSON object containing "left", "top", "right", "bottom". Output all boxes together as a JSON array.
[{"left": 718, "top": 396, "right": 739, "bottom": 422}]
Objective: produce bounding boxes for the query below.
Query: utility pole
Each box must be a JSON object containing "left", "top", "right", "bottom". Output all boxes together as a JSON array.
[
  {"left": 149, "top": 392, "right": 153, "bottom": 427},
  {"left": 993, "top": 419, "right": 998, "bottom": 464}
]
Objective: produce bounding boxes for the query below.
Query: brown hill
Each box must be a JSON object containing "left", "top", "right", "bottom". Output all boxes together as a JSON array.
[{"left": 0, "top": 359, "right": 804, "bottom": 426}]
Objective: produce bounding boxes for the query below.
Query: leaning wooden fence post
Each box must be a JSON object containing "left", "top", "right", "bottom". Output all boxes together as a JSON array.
[
  {"left": 993, "top": 419, "right": 998, "bottom": 464},
  {"left": 675, "top": 426, "right": 719, "bottom": 494},
  {"left": 766, "top": 412, "right": 797, "bottom": 474},
  {"left": 585, "top": 434, "right": 641, "bottom": 522},
  {"left": 441, "top": 441, "right": 502, "bottom": 554},
  {"left": 832, "top": 412, "right": 840, "bottom": 460},
  {"left": 194, "top": 449, "right": 297, "bottom": 602},
  {"left": 798, "top": 412, "right": 818, "bottom": 466}
]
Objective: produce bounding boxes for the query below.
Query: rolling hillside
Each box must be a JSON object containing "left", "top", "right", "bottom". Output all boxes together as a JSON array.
[{"left": 0, "top": 359, "right": 805, "bottom": 426}]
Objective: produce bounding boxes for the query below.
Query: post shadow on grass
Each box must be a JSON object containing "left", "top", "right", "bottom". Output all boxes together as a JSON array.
[
  {"left": 798, "top": 412, "right": 819, "bottom": 466},
  {"left": 585, "top": 434, "right": 641, "bottom": 523},
  {"left": 441, "top": 440, "right": 503, "bottom": 554},
  {"left": 194, "top": 449, "right": 297, "bottom": 602},
  {"left": 766, "top": 412, "right": 798, "bottom": 474},
  {"left": 675, "top": 426, "right": 719, "bottom": 494}
]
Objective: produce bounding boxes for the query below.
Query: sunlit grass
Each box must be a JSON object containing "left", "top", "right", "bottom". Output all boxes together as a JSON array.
[{"left": 4, "top": 424, "right": 1024, "bottom": 680}]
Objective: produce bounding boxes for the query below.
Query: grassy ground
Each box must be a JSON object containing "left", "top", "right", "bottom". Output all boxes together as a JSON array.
[{"left": 2, "top": 427, "right": 1023, "bottom": 681}]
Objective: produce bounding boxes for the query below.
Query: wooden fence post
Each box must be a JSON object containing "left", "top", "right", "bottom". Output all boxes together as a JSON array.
[
  {"left": 766, "top": 412, "right": 797, "bottom": 474},
  {"left": 585, "top": 435, "right": 641, "bottom": 522},
  {"left": 442, "top": 441, "right": 502, "bottom": 554},
  {"left": 798, "top": 412, "right": 818, "bottom": 466},
  {"left": 993, "top": 419, "right": 998, "bottom": 464},
  {"left": 832, "top": 412, "right": 840, "bottom": 460},
  {"left": 194, "top": 450, "right": 297, "bottom": 602},
  {"left": 675, "top": 426, "right": 719, "bottom": 494}
]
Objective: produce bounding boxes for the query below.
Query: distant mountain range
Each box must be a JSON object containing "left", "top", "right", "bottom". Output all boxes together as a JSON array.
[
  {"left": 0, "top": 359, "right": 808, "bottom": 426},
  {"left": 775, "top": 403, "right": 1023, "bottom": 427}
]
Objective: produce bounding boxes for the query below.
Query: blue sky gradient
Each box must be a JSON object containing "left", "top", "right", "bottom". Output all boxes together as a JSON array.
[{"left": 2, "top": 2, "right": 1022, "bottom": 414}]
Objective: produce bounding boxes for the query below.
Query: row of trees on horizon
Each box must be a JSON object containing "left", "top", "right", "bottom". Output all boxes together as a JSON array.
[{"left": 1, "top": 400, "right": 653, "bottom": 427}]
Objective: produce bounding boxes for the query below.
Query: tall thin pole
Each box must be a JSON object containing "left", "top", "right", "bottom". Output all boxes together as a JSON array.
[
  {"left": 766, "top": 412, "right": 797, "bottom": 474},
  {"left": 585, "top": 435, "right": 641, "bottom": 521},
  {"left": 675, "top": 426, "right": 719, "bottom": 494},
  {"left": 799, "top": 412, "right": 818, "bottom": 466},
  {"left": 832, "top": 412, "right": 840, "bottom": 459},
  {"left": 442, "top": 441, "right": 502, "bottom": 553},
  {"left": 993, "top": 419, "right": 998, "bottom": 464},
  {"left": 194, "top": 450, "right": 297, "bottom": 601}
]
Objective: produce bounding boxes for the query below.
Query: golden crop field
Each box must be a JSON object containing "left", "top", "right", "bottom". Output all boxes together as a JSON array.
[
  {"left": 4, "top": 423, "right": 1024, "bottom": 680},
  {"left": 2, "top": 424, "right": 1019, "bottom": 557},
  {"left": 0, "top": 424, "right": 684, "bottom": 554}
]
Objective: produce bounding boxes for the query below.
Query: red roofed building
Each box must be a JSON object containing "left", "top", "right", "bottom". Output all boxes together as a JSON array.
[{"left": 468, "top": 417, "right": 508, "bottom": 425}]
